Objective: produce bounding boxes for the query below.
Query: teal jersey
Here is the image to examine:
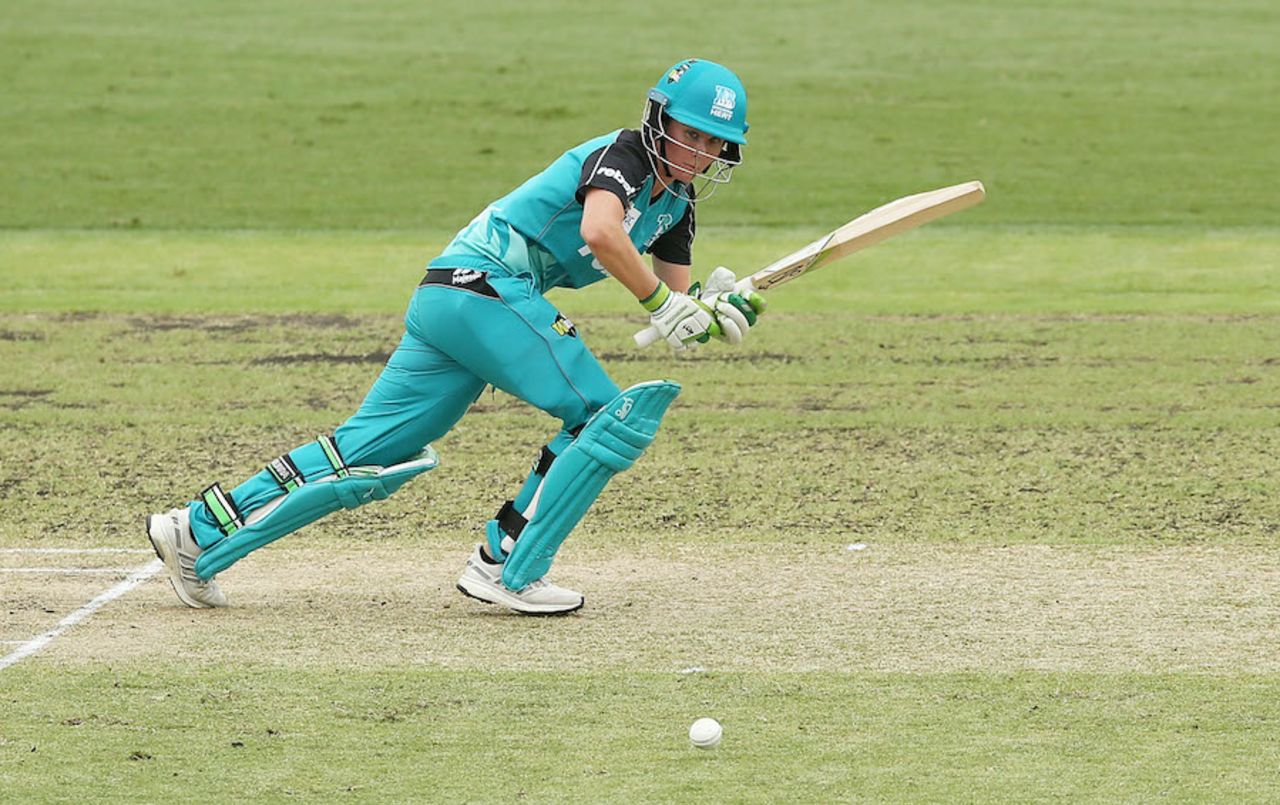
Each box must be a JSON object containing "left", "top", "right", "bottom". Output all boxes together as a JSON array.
[{"left": 431, "top": 130, "right": 695, "bottom": 293}]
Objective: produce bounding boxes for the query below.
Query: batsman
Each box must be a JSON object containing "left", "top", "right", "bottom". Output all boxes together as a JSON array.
[{"left": 146, "top": 59, "right": 765, "bottom": 614}]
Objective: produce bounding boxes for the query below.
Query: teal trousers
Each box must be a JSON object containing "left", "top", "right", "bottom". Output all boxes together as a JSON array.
[{"left": 189, "top": 270, "right": 621, "bottom": 555}]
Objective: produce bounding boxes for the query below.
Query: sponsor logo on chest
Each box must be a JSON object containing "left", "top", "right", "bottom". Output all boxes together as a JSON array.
[{"left": 644, "top": 213, "right": 675, "bottom": 249}]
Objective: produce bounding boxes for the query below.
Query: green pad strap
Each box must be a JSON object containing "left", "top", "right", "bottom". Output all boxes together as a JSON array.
[
  {"left": 200, "top": 482, "right": 244, "bottom": 536},
  {"left": 317, "top": 434, "right": 349, "bottom": 478}
]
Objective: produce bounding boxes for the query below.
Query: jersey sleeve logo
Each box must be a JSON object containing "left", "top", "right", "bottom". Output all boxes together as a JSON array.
[{"left": 595, "top": 166, "right": 638, "bottom": 197}]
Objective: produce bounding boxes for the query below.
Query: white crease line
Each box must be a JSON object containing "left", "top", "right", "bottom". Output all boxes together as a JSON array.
[
  {"left": 0, "top": 548, "right": 153, "bottom": 555},
  {"left": 0, "top": 568, "right": 141, "bottom": 575},
  {"left": 0, "top": 558, "right": 163, "bottom": 672}
]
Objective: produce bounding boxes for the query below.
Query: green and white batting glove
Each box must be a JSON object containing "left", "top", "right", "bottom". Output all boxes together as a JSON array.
[
  {"left": 697, "top": 266, "right": 766, "bottom": 345},
  {"left": 641, "top": 281, "right": 718, "bottom": 350}
]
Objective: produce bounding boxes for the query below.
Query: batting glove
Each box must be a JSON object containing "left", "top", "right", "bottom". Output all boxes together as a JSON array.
[
  {"left": 641, "top": 281, "right": 718, "bottom": 350},
  {"left": 697, "top": 266, "right": 766, "bottom": 345}
]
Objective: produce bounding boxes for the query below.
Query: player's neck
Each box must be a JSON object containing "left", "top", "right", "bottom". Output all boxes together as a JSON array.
[{"left": 652, "top": 171, "right": 686, "bottom": 201}]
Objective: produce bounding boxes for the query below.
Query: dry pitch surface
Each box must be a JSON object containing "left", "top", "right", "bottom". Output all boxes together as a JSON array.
[{"left": 7, "top": 542, "right": 1277, "bottom": 674}]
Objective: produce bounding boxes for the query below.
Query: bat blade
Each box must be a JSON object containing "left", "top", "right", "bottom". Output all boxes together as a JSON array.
[
  {"left": 739, "top": 180, "right": 985, "bottom": 293},
  {"left": 634, "top": 179, "right": 985, "bottom": 348}
]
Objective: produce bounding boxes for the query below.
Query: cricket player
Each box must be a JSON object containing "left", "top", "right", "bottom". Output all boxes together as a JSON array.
[{"left": 146, "top": 58, "right": 763, "bottom": 614}]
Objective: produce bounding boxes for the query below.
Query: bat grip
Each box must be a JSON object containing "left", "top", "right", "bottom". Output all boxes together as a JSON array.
[{"left": 634, "top": 326, "right": 662, "bottom": 348}]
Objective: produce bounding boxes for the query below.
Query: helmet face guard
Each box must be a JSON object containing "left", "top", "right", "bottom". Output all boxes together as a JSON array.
[
  {"left": 641, "top": 102, "right": 741, "bottom": 202},
  {"left": 641, "top": 59, "right": 748, "bottom": 203}
]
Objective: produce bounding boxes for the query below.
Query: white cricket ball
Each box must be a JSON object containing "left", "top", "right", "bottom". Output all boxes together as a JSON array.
[{"left": 688, "top": 717, "right": 722, "bottom": 749}]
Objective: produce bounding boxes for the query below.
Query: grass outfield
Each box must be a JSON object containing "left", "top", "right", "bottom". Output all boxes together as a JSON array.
[
  {"left": 4, "top": 0, "right": 1280, "bottom": 800},
  {"left": 3, "top": 0, "right": 1278, "bottom": 230},
  {"left": 3, "top": 226, "right": 1278, "bottom": 315},
  {"left": 6, "top": 669, "right": 1280, "bottom": 801}
]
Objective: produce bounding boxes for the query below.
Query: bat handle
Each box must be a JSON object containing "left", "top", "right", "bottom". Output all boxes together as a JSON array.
[{"left": 634, "top": 325, "right": 662, "bottom": 348}]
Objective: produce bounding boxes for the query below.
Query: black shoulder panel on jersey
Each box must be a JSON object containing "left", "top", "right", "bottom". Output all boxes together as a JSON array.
[{"left": 575, "top": 129, "right": 653, "bottom": 207}]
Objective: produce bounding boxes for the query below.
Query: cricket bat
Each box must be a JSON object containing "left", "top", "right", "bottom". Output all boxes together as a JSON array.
[{"left": 634, "top": 179, "right": 986, "bottom": 347}]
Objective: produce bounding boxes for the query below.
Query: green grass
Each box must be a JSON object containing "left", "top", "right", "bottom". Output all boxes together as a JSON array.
[
  {"left": 4, "top": 1, "right": 1280, "bottom": 801},
  {"left": 2, "top": 226, "right": 1277, "bottom": 315},
  {"left": 2, "top": 0, "right": 1279, "bottom": 230},
  {"left": 5, "top": 670, "right": 1280, "bottom": 802}
]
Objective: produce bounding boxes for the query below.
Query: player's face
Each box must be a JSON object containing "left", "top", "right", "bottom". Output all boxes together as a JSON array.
[{"left": 661, "top": 120, "right": 726, "bottom": 183}]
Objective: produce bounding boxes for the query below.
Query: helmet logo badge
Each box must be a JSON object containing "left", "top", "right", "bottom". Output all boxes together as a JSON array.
[
  {"left": 710, "top": 85, "right": 737, "bottom": 121},
  {"left": 667, "top": 59, "right": 697, "bottom": 84}
]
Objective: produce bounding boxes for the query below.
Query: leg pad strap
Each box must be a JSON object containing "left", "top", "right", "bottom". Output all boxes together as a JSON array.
[
  {"left": 487, "top": 500, "right": 528, "bottom": 558},
  {"left": 193, "top": 447, "right": 439, "bottom": 579}
]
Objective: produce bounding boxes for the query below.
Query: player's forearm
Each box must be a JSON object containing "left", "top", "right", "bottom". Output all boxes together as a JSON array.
[
  {"left": 580, "top": 188, "right": 664, "bottom": 301},
  {"left": 584, "top": 228, "right": 661, "bottom": 300}
]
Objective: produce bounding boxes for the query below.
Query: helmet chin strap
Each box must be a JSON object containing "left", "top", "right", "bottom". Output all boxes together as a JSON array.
[{"left": 656, "top": 137, "right": 676, "bottom": 184}]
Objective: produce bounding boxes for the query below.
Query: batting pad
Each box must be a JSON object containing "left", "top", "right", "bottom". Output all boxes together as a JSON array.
[
  {"left": 502, "top": 380, "right": 680, "bottom": 590},
  {"left": 193, "top": 447, "right": 439, "bottom": 579}
]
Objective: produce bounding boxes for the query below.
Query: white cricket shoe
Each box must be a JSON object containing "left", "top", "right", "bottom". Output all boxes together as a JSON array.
[
  {"left": 146, "top": 507, "right": 228, "bottom": 608},
  {"left": 456, "top": 545, "right": 583, "bottom": 615}
]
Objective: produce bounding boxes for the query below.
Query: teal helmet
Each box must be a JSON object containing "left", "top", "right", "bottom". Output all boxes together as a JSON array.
[
  {"left": 642, "top": 58, "right": 748, "bottom": 201},
  {"left": 649, "top": 58, "right": 748, "bottom": 147}
]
